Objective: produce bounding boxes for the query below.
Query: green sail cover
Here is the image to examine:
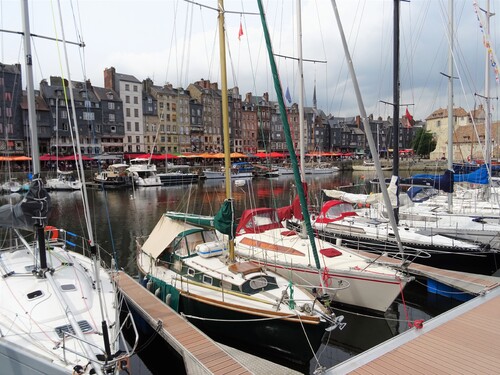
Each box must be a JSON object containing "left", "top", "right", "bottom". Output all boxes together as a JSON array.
[{"left": 214, "top": 199, "right": 236, "bottom": 239}]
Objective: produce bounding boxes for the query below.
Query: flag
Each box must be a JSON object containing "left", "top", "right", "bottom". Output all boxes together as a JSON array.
[
  {"left": 405, "top": 108, "right": 414, "bottom": 128},
  {"left": 285, "top": 86, "right": 292, "bottom": 104},
  {"left": 238, "top": 22, "right": 244, "bottom": 40}
]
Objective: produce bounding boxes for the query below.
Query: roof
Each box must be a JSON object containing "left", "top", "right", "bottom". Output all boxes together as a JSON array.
[
  {"left": 452, "top": 122, "right": 500, "bottom": 144},
  {"left": 426, "top": 107, "right": 468, "bottom": 120},
  {"left": 93, "top": 86, "right": 120, "bottom": 101},
  {"left": 115, "top": 72, "right": 141, "bottom": 83}
]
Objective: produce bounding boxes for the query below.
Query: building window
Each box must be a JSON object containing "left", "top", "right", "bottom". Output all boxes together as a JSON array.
[
  {"left": 111, "top": 126, "right": 116, "bottom": 133},
  {"left": 135, "top": 122, "right": 139, "bottom": 132},
  {"left": 133, "top": 85, "right": 138, "bottom": 92},
  {"left": 127, "top": 136, "right": 132, "bottom": 143},
  {"left": 126, "top": 122, "right": 131, "bottom": 131},
  {"left": 134, "top": 96, "right": 138, "bottom": 104},
  {"left": 126, "top": 108, "right": 131, "bottom": 117},
  {"left": 134, "top": 109, "right": 139, "bottom": 117},
  {"left": 61, "top": 110, "right": 68, "bottom": 119},
  {"left": 83, "top": 112, "right": 95, "bottom": 121},
  {"left": 109, "top": 114, "right": 115, "bottom": 122},
  {"left": 125, "top": 84, "right": 130, "bottom": 91},
  {"left": 126, "top": 96, "right": 130, "bottom": 104},
  {"left": 108, "top": 102, "right": 115, "bottom": 110}
]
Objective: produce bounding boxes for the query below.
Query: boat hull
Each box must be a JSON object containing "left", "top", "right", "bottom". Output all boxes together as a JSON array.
[
  {"left": 158, "top": 172, "right": 199, "bottom": 185},
  {"left": 247, "top": 259, "right": 405, "bottom": 313},
  {"left": 138, "top": 270, "right": 327, "bottom": 365},
  {"left": 177, "top": 291, "right": 326, "bottom": 365},
  {"left": 314, "top": 228, "right": 500, "bottom": 275}
]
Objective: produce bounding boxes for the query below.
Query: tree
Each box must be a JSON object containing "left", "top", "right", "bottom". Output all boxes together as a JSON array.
[{"left": 411, "top": 128, "right": 436, "bottom": 156}]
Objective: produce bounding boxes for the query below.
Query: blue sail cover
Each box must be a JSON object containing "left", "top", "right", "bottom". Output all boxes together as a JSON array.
[
  {"left": 400, "top": 169, "right": 454, "bottom": 193},
  {"left": 453, "top": 164, "right": 490, "bottom": 184}
]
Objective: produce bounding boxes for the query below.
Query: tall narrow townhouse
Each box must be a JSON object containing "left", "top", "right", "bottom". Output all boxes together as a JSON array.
[
  {"left": 188, "top": 79, "right": 222, "bottom": 152},
  {"left": 0, "top": 63, "right": 30, "bottom": 155},
  {"left": 142, "top": 78, "right": 159, "bottom": 154},
  {"left": 104, "top": 67, "right": 144, "bottom": 153},
  {"left": 229, "top": 87, "right": 243, "bottom": 153},
  {"left": 176, "top": 87, "right": 191, "bottom": 153},
  {"left": 241, "top": 93, "right": 258, "bottom": 154}
]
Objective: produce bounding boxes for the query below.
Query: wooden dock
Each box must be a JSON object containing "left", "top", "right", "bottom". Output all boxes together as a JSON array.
[
  {"left": 325, "top": 281, "right": 500, "bottom": 374},
  {"left": 359, "top": 250, "right": 500, "bottom": 295},
  {"left": 114, "top": 271, "right": 301, "bottom": 375},
  {"left": 114, "top": 271, "right": 253, "bottom": 375}
]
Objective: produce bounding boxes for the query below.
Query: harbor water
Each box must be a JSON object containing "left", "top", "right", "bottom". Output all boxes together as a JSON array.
[{"left": 1, "top": 170, "right": 464, "bottom": 374}]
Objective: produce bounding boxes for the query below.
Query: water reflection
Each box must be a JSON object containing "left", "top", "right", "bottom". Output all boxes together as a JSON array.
[{"left": 0, "top": 171, "right": 463, "bottom": 374}]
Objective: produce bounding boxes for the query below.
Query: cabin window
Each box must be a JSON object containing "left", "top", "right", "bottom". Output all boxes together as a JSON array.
[
  {"left": 249, "top": 277, "right": 268, "bottom": 290},
  {"left": 27, "top": 290, "right": 44, "bottom": 300},
  {"left": 202, "top": 275, "right": 213, "bottom": 285},
  {"left": 55, "top": 321, "right": 92, "bottom": 338},
  {"left": 61, "top": 284, "right": 76, "bottom": 291},
  {"left": 187, "top": 267, "right": 195, "bottom": 277}
]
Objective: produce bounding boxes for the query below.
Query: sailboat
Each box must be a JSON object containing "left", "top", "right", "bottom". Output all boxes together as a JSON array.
[
  {"left": 0, "top": 2, "right": 137, "bottom": 373},
  {"left": 137, "top": 0, "right": 339, "bottom": 366}
]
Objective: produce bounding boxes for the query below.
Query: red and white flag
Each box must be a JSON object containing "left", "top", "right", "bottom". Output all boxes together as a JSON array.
[
  {"left": 238, "top": 22, "right": 244, "bottom": 40},
  {"left": 405, "top": 108, "right": 414, "bottom": 128}
]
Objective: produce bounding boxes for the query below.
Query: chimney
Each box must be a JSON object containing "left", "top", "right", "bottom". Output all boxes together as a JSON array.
[
  {"left": 104, "top": 67, "right": 116, "bottom": 90},
  {"left": 210, "top": 82, "right": 218, "bottom": 91},
  {"left": 245, "top": 92, "right": 252, "bottom": 103},
  {"left": 263, "top": 92, "right": 269, "bottom": 102}
]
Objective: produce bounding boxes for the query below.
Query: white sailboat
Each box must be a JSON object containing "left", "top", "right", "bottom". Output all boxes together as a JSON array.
[{"left": 0, "top": 2, "right": 137, "bottom": 373}]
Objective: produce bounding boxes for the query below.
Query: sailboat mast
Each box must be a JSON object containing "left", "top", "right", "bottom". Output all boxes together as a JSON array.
[
  {"left": 256, "top": 0, "right": 322, "bottom": 270},
  {"left": 330, "top": 0, "right": 405, "bottom": 253},
  {"left": 484, "top": 0, "right": 492, "bottom": 188},
  {"left": 392, "top": 0, "right": 400, "bottom": 223},
  {"left": 21, "top": 0, "right": 40, "bottom": 174},
  {"left": 447, "top": 0, "right": 454, "bottom": 210},
  {"left": 297, "top": 0, "right": 306, "bottom": 179},
  {"left": 20, "top": 0, "right": 49, "bottom": 272},
  {"left": 218, "top": 0, "right": 235, "bottom": 260}
]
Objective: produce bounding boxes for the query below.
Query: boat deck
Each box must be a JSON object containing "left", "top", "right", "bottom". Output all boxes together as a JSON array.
[{"left": 114, "top": 271, "right": 253, "bottom": 375}]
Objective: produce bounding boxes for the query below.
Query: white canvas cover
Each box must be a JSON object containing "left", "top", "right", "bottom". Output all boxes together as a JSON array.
[
  {"left": 323, "top": 175, "right": 399, "bottom": 207},
  {"left": 142, "top": 215, "right": 199, "bottom": 259}
]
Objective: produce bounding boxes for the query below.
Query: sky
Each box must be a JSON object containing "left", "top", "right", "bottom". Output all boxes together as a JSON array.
[{"left": 1, "top": 0, "right": 499, "bottom": 123}]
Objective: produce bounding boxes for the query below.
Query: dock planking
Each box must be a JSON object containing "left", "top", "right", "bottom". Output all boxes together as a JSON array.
[{"left": 113, "top": 271, "right": 253, "bottom": 375}]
